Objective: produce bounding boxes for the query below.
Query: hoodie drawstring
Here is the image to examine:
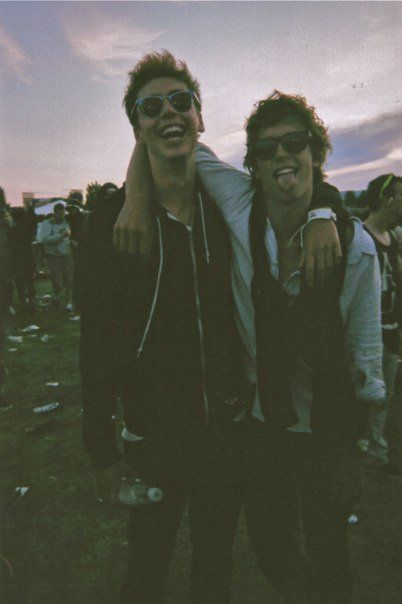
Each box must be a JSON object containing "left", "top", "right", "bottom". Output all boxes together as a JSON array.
[{"left": 137, "top": 216, "right": 163, "bottom": 358}]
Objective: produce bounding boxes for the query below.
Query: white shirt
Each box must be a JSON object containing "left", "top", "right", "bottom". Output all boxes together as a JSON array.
[{"left": 195, "top": 144, "right": 385, "bottom": 430}]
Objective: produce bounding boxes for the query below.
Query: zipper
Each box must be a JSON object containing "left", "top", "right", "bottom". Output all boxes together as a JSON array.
[
  {"left": 187, "top": 224, "right": 210, "bottom": 425},
  {"left": 137, "top": 217, "right": 164, "bottom": 358},
  {"left": 136, "top": 204, "right": 210, "bottom": 426}
]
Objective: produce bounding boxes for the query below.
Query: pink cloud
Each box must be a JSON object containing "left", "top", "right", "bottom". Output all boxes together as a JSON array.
[{"left": 0, "top": 23, "right": 32, "bottom": 84}]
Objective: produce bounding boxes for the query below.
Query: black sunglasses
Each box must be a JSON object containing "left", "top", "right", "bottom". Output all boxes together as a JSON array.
[
  {"left": 133, "top": 90, "right": 200, "bottom": 119},
  {"left": 253, "top": 130, "right": 312, "bottom": 160}
]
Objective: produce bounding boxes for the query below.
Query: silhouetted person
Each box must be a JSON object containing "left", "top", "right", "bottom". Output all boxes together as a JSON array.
[
  {"left": 9, "top": 207, "right": 36, "bottom": 313},
  {"left": 0, "top": 188, "right": 13, "bottom": 409}
]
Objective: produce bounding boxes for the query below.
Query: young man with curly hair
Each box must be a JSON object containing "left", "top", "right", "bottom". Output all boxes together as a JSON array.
[{"left": 212, "top": 92, "right": 384, "bottom": 603}]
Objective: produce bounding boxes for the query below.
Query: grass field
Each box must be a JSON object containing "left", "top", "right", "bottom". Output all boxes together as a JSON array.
[{"left": 1, "top": 279, "right": 402, "bottom": 603}]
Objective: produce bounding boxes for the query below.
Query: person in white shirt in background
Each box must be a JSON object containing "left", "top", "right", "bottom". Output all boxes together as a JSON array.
[{"left": 39, "top": 203, "right": 74, "bottom": 311}]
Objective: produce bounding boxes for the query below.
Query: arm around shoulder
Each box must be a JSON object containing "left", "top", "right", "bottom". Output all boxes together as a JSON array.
[
  {"left": 195, "top": 142, "right": 254, "bottom": 221},
  {"left": 113, "top": 143, "right": 154, "bottom": 257}
]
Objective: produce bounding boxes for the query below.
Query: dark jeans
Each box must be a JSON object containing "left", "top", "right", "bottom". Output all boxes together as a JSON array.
[
  {"left": 225, "top": 420, "right": 353, "bottom": 603},
  {"left": 122, "top": 421, "right": 354, "bottom": 603},
  {"left": 122, "top": 428, "right": 236, "bottom": 604}
]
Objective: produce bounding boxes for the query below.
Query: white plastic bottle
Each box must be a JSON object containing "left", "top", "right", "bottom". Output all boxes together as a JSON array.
[{"left": 118, "top": 477, "right": 163, "bottom": 507}]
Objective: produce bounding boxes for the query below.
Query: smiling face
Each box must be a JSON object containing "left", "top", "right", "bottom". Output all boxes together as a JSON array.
[
  {"left": 134, "top": 77, "right": 204, "bottom": 163},
  {"left": 255, "top": 117, "right": 317, "bottom": 206}
]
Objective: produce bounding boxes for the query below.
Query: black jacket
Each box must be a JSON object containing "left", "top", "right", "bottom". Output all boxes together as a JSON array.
[
  {"left": 249, "top": 182, "right": 366, "bottom": 445},
  {"left": 80, "top": 187, "right": 248, "bottom": 469}
]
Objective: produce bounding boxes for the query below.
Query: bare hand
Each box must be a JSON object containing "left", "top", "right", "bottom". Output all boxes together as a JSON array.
[
  {"left": 301, "top": 219, "right": 342, "bottom": 288},
  {"left": 113, "top": 202, "right": 154, "bottom": 258},
  {"left": 95, "top": 461, "right": 127, "bottom": 505}
]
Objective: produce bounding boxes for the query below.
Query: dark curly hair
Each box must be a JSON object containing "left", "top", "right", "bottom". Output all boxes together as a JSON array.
[
  {"left": 124, "top": 50, "right": 201, "bottom": 129},
  {"left": 243, "top": 91, "right": 332, "bottom": 185},
  {"left": 366, "top": 173, "right": 402, "bottom": 211}
]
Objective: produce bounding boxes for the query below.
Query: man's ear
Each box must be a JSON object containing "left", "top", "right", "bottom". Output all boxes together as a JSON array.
[{"left": 197, "top": 112, "right": 205, "bottom": 134}]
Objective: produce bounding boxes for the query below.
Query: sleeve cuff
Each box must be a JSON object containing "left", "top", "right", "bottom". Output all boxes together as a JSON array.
[{"left": 307, "top": 208, "right": 337, "bottom": 222}]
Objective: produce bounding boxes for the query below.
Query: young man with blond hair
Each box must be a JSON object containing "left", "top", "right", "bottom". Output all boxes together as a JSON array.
[{"left": 81, "top": 51, "right": 252, "bottom": 603}]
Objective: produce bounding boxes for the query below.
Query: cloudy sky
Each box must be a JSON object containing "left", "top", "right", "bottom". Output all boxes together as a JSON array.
[{"left": 1, "top": 1, "right": 402, "bottom": 205}]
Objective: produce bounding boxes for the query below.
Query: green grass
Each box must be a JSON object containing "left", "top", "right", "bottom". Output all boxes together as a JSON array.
[
  {"left": 1, "top": 280, "right": 402, "bottom": 603},
  {"left": 1, "top": 281, "right": 128, "bottom": 603},
  {"left": 0, "top": 280, "right": 276, "bottom": 603}
]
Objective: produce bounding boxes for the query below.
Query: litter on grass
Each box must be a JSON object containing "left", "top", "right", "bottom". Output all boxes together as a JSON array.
[
  {"left": 7, "top": 336, "right": 23, "bottom": 344},
  {"left": 21, "top": 325, "right": 40, "bottom": 333},
  {"left": 38, "top": 300, "right": 52, "bottom": 307},
  {"left": 33, "top": 402, "right": 61, "bottom": 414},
  {"left": 40, "top": 334, "right": 51, "bottom": 343},
  {"left": 15, "top": 487, "right": 29, "bottom": 500},
  {"left": 7, "top": 348, "right": 18, "bottom": 353},
  {"left": 25, "top": 421, "right": 58, "bottom": 436},
  {"left": 27, "top": 334, "right": 37, "bottom": 339},
  {"left": 69, "top": 315, "right": 80, "bottom": 321},
  {"left": 348, "top": 514, "right": 358, "bottom": 525},
  {"left": 46, "top": 382, "right": 60, "bottom": 387},
  {"left": 0, "top": 554, "right": 13, "bottom": 578}
]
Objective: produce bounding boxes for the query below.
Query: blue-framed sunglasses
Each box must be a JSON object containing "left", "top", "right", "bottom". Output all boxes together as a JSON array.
[{"left": 133, "top": 90, "right": 200, "bottom": 119}]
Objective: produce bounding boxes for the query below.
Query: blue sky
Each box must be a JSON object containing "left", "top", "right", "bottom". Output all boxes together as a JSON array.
[{"left": 1, "top": 1, "right": 402, "bottom": 204}]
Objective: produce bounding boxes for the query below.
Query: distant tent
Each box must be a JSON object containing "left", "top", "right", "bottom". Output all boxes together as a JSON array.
[{"left": 34, "top": 199, "right": 66, "bottom": 216}]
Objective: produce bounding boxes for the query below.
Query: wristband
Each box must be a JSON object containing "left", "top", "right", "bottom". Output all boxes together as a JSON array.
[{"left": 307, "top": 208, "right": 337, "bottom": 222}]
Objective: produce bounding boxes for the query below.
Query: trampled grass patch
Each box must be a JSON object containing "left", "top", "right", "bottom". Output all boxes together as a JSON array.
[{"left": 1, "top": 280, "right": 402, "bottom": 603}]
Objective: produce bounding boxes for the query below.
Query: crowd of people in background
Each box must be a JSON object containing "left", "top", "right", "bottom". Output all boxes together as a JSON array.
[{"left": 0, "top": 182, "right": 117, "bottom": 410}]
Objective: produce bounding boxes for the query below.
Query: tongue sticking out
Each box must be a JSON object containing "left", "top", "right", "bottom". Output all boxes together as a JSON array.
[{"left": 277, "top": 172, "right": 296, "bottom": 191}]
